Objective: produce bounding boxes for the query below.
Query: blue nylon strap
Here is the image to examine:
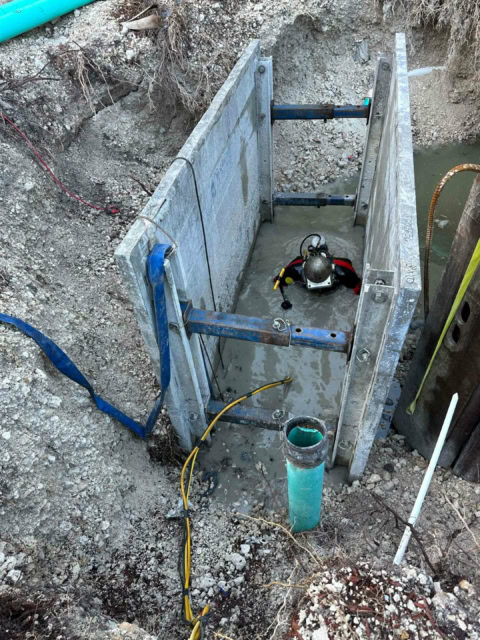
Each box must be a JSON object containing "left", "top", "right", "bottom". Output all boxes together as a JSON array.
[
  {"left": 0, "top": 243, "right": 173, "bottom": 439},
  {"left": 147, "top": 243, "right": 171, "bottom": 434}
]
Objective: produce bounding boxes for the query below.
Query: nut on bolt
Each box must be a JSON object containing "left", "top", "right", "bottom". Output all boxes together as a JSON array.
[
  {"left": 258, "top": 64, "right": 266, "bottom": 74},
  {"left": 356, "top": 347, "right": 371, "bottom": 363}
]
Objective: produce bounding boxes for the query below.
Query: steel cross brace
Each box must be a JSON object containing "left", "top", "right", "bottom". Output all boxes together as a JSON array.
[
  {"left": 273, "top": 193, "right": 356, "bottom": 208},
  {"left": 271, "top": 101, "right": 371, "bottom": 121},
  {"left": 180, "top": 302, "right": 350, "bottom": 353},
  {"left": 207, "top": 401, "right": 292, "bottom": 431},
  {"left": 207, "top": 400, "right": 339, "bottom": 435}
]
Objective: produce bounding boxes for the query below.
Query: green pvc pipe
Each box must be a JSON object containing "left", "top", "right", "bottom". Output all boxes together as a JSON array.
[
  {"left": 284, "top": 417, "right": 328, "bottom": 533},
  {"left": 0, "top": 0, "right": 96, "bottom": 43}
]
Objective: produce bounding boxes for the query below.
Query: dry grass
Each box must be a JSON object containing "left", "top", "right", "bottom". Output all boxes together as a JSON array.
[{"left": 385, "top": 0, "right": 480, "bottom": 78}]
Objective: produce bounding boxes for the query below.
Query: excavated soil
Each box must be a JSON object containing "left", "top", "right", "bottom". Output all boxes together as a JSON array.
[{"left": 1, "top": 1, "right": 480, "bottom": 638}]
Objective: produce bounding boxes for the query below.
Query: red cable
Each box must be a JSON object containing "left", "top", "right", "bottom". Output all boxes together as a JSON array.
[{"left": 0, "top": 111, "right": 119, "bottom": 215}]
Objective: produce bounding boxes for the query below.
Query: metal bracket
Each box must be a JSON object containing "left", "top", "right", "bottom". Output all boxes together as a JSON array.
[{"left": 354, "top": 57, "right": 392, "bottom": 226}]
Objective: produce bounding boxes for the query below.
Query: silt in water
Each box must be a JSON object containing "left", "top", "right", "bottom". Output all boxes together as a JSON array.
[{"left": 199, "top": 175, "right": 363, "bottom": 509}]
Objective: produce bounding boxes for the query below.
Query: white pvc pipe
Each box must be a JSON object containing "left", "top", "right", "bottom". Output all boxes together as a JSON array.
[{"left": 393, "top": 392, "right": 459, "bottom": 566}]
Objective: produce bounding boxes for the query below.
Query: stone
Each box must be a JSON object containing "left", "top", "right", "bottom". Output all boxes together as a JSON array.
[
  {"left": 24, "top": 182, "right": 34, "bottom": 192},
  {"left": 228, "top": 552, "right": 246, "bottom": 571},
  {"left": 6, "top": 569, "right": 21, "bottom": 584},
  {"left": 1, "top": 556, "right": 17, "bottom": 573},
  {"left": 125, "top": 49, "right": 135, "bottom": 62},
  {"left": 354, "top": 40, "right": 370, "bottom": 64},
  {"left": 312, "top": 626, "right": 329, "bottom": 640},
  {"left": 458, "top": 579, "right": 475, "bottom": 594},
  {"left": 368, "top": 473, "right": 381, "bottom": 484}
]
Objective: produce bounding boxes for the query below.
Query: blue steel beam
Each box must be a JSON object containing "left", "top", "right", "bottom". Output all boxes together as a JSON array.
[
  {"left": 180, "top": 303, "right": 350, "bottom": 353},
  {"left": 271, "top": 103, "right": 370, "bottom": 121},
  {"left": 273, "top": 192, "right": 356, "bottom": 207}
]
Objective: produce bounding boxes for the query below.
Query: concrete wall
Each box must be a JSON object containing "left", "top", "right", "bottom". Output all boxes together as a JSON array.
[
  {"left": 335, "top": 34, "right": 421, "bottom": 479},
  {"left": 116, "top": 41, "right": 268, "bottom": 449}
]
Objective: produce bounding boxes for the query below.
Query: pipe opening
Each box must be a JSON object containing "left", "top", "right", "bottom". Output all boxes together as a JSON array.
[
  {"left": 284, "top": 416, "right": 328, "bottom": 468},
  {"left": 288, "top": 426, "right": 323, "bottom": 448}
]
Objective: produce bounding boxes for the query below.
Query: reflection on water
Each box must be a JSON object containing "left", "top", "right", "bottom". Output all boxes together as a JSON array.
[{"left": 414, "top": 142, "right": 480, "bottom": 302}]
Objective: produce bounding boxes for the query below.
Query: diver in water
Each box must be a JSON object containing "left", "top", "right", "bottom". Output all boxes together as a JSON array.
[{"left": 273, "top": 234, "right": 361, "bottom": 310}]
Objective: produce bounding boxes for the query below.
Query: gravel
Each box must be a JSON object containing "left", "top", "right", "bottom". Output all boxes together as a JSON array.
[{"left": 1, "top": 0, "right": 480, "bottom": 638}]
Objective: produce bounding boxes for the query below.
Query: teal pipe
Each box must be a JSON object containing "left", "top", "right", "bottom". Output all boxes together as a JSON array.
[
  {"left": 284, "top": 417, "right": 328, "bottom": 533},
  {"left": 0, "top": 0, "right": 96, "bottom": 43}
]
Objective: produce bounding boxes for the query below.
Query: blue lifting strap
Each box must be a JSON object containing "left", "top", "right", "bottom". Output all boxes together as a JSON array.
[{"left": 0, "top": 243, "right": 172, "bottom": 439}]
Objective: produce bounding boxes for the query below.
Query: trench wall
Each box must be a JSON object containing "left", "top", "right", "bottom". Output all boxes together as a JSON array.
[
  {"left": 116, "top": 41, "right": 268, "bottom": 448},
  {"left": 337, "top": 33, "right": 421, "bottom": 479}
]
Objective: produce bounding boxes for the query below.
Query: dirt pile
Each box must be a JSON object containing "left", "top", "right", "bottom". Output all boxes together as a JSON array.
[
  {"left": 1, "top": 0, "right": 480, "bottom": 638},
  {"left": 294, "top": 563, "right": 476, "bottom": 639}
]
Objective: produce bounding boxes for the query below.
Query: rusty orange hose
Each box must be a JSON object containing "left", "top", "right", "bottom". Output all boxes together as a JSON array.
[{"left": 424, "top": 164, "right": 480, "bottom": 318}]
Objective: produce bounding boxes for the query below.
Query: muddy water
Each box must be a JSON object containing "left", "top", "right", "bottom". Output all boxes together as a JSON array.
[
  {"left": 198, "top": 175, "right": 363, "bottom": 510},
  {"left": 415, "top": 141, "right": 480, "bottom": 303},
  {"left": 198, "top": 142, "right": 480, "bottom": 511}
]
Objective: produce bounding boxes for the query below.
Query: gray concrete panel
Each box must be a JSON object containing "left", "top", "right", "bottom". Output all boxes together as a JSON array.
[
  {"left": 335, "top": 34, "right": 420, "bottom": 478},
  {"left": 116, "top": 41, "right": 262, "bottom": 447}
]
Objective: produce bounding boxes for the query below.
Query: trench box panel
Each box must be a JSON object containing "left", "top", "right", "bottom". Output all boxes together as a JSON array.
[
  {"left": 115, "top": 41, "right": 262, "bottom": 381},
  {"left": 337, "top": 34, "right": 421, "bottom": 479}
]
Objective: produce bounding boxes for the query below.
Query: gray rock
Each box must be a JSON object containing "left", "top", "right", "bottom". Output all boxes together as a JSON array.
[
  {"left": 228, "top": 552, "right": 246, "bottom": 571},
  {"left": 6, "top": 569, "right": 22, "bottom": 584},
  {"left": 354, "top": 40, "right": 370, "bottom": 64}
]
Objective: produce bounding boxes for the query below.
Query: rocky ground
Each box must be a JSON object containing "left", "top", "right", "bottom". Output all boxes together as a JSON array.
[{"left": 1, "top": 0, "right": 480, "bottom": 639}]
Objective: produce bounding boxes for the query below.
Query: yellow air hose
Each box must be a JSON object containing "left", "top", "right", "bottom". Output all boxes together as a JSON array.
[
  {"left": 408, "top": 164, "right": 480, "bottom": 414},
  {"left": 424, "top": 164, "right": 480, "bottom": 317},
  {"left": 179, "top": 377, "right": 292, "bottom": 639}
]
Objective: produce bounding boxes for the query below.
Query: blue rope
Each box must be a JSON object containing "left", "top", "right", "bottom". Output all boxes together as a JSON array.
[{"left": 0, "top": 244, "right": 172, "bottom": 439}]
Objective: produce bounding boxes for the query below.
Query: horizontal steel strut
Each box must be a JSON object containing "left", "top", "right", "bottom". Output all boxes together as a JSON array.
[
  {"left": 273, "top": 193, "right": 356, "bottom": 207},
  {"left": 271, "top": 102, "right": 371, "bottom": 121},
  {"left": 206, "top": 400, "right": 291, "bottom": 431},
  {"left": 180, "top": 302, "right": 350, "bottom": 353}
]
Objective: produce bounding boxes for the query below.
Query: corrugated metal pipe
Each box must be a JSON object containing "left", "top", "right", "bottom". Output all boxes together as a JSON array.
[
  {"left": 0, "top": 0, "right": 96, "bottom": 43},
  {"left": 284, "top": 416, "right": 328, "bottom": 533}
]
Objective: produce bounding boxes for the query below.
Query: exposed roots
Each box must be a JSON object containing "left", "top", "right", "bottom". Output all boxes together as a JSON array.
[
  {"left": 115, "top": 0, "right": 233, "bottom": 115},
  {"left": 384, "top": 0, "right": 480, "bottom": 86},
  {"left": 151, "top": 2, "right": 214, "bottom": 114}
]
